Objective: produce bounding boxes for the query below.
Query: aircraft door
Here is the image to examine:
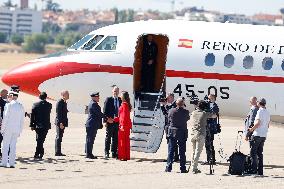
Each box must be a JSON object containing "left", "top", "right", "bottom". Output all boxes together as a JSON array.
[{"left": 131, "top": 34, "right": 169, "bottom": 153}]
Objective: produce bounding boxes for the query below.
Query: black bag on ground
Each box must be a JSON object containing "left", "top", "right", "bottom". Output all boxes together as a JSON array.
[
  {"left": 227, "top": 130, "right": 248, "bottom": 175},
  {"left": 228, "top": 151, "right": 246, "bottom": 175}
]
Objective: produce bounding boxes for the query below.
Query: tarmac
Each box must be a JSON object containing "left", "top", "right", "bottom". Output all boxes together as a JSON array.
[{"left": 0, "top": 90, "right": 283, "bottom": 189}]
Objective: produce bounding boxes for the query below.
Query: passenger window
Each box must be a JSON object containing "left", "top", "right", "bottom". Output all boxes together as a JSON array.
[
  {"left": 243, "top": 55, "right": 253, "bottom": 69},
  {"left": 224, "top": 54, "right": 234, "bottom": 68},
  {"left": 82, "top": 35, "right": 104, "bottom": 50},
  {"left": 96, "top": 36, "right": 117, "bottom": 50},
  {"left": 262, "top": 57, "right": 273, "bottom": 70},
  {"left": 281, "top": 60, "right": 284, "bottom": 71},
  {"left": 205, "top": 53, "right": 215, "bottom": 67}
]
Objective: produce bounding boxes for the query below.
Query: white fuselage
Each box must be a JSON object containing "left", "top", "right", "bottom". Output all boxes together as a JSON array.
[{"left": 2, "top": 20, "right": 284, "bottom": 121}]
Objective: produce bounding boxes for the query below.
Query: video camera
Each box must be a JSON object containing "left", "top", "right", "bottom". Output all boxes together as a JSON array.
[{"left": 188, "top": 95, "right": 199, "bottom": 105}]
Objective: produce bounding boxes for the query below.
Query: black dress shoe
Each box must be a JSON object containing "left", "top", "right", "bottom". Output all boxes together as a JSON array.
[
  {"left": 86, "top": 154, "right": 97, "bottom": 159},
  {"left": 34, "top": 154, "right": 40, "bottom": 159},
  {"left": 181, "top": 170, "right": 189, "bottom": 173},
  {"left": 105, "top": 154, "right": 110, "bottom": 159},
  {"left": 112, "top": 153, "right": 117, "bottom": 158},
  {"left": 165, "top": 169, "right": 171, "bottom": 172},
  {"left": 10, "top": 166, "right": 15, "bottom": 168},
  {"left": 55, "top": 153, "right": 66, "bottom": 156}
]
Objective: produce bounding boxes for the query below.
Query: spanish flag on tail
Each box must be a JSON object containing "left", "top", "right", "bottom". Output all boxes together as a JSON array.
[{"left": 178, "top": 39, "right": 193, "bottom": 48}]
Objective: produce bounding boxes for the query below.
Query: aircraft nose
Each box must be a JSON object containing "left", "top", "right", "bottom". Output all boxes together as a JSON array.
[{"left": 1, "top": 61, "right": 57, "bottom": 96}]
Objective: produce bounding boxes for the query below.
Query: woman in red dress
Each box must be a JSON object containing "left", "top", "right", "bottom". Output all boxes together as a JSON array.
[{"left": 114, "top": 91, "right": 132, "bottom": 161}]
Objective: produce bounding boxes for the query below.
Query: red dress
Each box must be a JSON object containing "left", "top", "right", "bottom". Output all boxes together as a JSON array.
[{"left": 114, "top": 102, "right": 132, "bottom": 160}]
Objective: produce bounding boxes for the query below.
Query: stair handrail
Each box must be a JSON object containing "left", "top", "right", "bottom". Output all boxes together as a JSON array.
[{"left": 152, "top": 74, "right": 166, "bottom": 118}]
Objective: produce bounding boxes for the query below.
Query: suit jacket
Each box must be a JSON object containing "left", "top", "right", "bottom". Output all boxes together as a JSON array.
[
  {"left": 103, "top": 96, "right": 122, "bottom": 122},
  {"left": 30, "top": 100, "right": 52, "bottom": 129},
  {"left": 0, "top": 97, "right": 6, "bottom": 119},
  {"left": 55, "top": 99, "right": 68, "bottom": 127},
  {"left": 142, "top": 41, "right": 158, "bottom": 64},
  {"left": 86, "top": 100, "right": 105, "bottom": 129},
  {"left": 168, "top": 107, "right": 190, "bottom": 130}
]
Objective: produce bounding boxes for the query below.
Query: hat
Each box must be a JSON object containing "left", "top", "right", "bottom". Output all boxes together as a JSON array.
[
  {"left": 258, "top": 98, "right": 266, "bottom": 105},
  {"left": 90, "top": 92, "right": 99, "bottom": 97},
  {"left": 8, "top": 85, "right": 20, "bottom": 95}
]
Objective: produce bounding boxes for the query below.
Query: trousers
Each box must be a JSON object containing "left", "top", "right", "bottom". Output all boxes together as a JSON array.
[
  {"left": 55, "top": 126, "right": 65, "bottom": 154},
  {"left": 1, "top": 132, "right": 18, "bottom": 166},
  {"left": 105, "top": 123, "right": 118, "bottom": 155},
  {"left": 35, "top": 128, "right": 49, "bottom": 157},
  {"left": 191, "top": 134, "right": 205, "bottom": 171}
]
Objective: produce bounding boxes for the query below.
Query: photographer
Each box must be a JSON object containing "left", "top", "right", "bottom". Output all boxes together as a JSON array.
[
  {"left": 161, "top": 93, "right": 179, "bottom": 162},
  {"left": 244, "top": 97, "right": 258, "bottom": 143},
  {"left": 190, "top": 100, "right": 217, "bottom": 174},
  {"left": 204, "top": 94, "right": 220, "bottom": 165}
]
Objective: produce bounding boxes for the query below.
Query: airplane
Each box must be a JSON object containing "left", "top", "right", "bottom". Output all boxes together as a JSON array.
[{"left": 2, "top": 20, "right": 284, "bottom": 153}]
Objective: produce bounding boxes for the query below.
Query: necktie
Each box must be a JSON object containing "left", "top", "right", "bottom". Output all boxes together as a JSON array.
[{"left": 114, "top": 98, "right": 118, "bottom": 116}]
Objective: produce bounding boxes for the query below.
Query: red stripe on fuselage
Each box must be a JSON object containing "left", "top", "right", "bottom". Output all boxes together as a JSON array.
[{"left": 2, "top": 61, "right": 284, "bottom": 97}]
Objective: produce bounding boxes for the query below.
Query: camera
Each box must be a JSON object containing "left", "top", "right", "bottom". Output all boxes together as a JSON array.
[{"left": 189, "top": 95, "right": 199, "bottom": 105}]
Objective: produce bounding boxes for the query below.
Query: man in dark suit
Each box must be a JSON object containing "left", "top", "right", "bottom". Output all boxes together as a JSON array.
[
  {"left": 55, "top": 90, "right": 69, "bottom": 156},
  {"left": 141, "top": 34, "right": 158, "bottom": 92},
  {"left": 103, "top": 86, "right": 122, "bottom": 159},
  {"left": 161, "top": 93, "right": 179, "bottom": 162},
  {"left": 85, "top": 92, "right": 111, "bottom": 159},
  {"left": 30, "top": 92, "right": 52, "bottom": 159},
  {"left": 165, "top": 98, "right": 190, "bottom": 173},
  {"left": 0, "top": 89, "right": 8, "bottom": 157},
  {"left": 245, "top": 97, "right": 259, "bottom": 142}
]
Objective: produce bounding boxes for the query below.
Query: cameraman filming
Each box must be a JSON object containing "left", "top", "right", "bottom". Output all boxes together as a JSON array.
[
  {"left": 161, "top": 93, "right": 179, "bottom": 162},
  {"left": 204, "top": 94, "right": 220, "bottom": 165}
]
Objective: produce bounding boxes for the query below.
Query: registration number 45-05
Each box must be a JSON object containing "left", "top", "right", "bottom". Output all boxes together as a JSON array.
[{"left": 173, "top": 84, "right": 230, "bottom": 99}]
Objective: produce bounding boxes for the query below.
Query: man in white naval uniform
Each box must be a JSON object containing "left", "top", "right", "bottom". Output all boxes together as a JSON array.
[{"left": 1, "top": 87, "right": 25, "bottom": 168}]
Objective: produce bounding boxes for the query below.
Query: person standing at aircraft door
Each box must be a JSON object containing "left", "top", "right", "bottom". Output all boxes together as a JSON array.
[
  {"left": 30, "top": 92, "right": 52, "bottom": 159},
  {"left": 103, "top": 86, "right": 122, "bottom": 159},
  {"left": 0, "top": 89, "right": 8, "bottom": 157},
  {"left": 165, "top": 98, "right": 189, "bottom": 173},
  {"left": 161, "top": 93, "right": 179, "bottom": 162},
  {"left": 204, "top": 94, "right": 219, "bottom": 165},
  {"left": 114, "top": 91, "right": 132, "bottom": 161},
  {"left": 55, "top": 90, "right": 69, "bottom": 156},
  {"left": 85, "top": 92, "right": 110, "bottom": 159},
  {"left": 141, "top": 34, "right": 158, "bottom": 92},
  {"left": 1, "top": 86, "right": 25, "bottom": 168}
]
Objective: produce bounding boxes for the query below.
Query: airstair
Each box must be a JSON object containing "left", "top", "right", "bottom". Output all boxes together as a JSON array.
[{"left": 130, "top": 92, "right": 165, "bottom": 153}]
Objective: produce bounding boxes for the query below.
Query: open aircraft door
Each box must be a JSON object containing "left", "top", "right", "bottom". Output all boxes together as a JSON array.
[{"left": 131, "top": 34, "right": 169, "bottom": 153}]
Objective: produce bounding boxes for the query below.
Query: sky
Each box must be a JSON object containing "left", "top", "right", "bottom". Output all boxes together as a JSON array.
[{"left": 1, "top": 0, "right": 284, "bottom": 15}]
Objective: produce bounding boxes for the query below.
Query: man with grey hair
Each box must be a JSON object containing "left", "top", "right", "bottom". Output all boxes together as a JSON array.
[
  {"left": 103, "top": 86, "right": 121, "bottom": 159},
  {"left": 245, "top": 96, "right": 258, "bottom": 141},
  {"left": 247, "top": 98, "right": 270, "bottom": 175},
  {"left": 55, "top": 90, "right": 69, "bottom": 156},
  {"left": 161, "top": 92, "right": 179, "bottom": 162},
  {"left": 165, "top": 98, "right": 190, "bottom": 173}
]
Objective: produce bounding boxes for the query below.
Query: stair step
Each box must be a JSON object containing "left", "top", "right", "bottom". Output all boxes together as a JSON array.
[
  {"left": 130, "top": 138, "right": 148, "bottom": 142},
  {"left": 134, "top": 114, "right": 154, "bottom": 119},
  {"left": 133, "top": 122, "right": 152, "bottom": 126},
  {"left": 132, "top": 130, "right": 151, "bottom": 135}
]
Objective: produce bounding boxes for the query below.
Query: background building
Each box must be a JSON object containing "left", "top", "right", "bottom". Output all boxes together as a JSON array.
[{"left": 0, "top": 6, "right": 42, "bottom": 37}]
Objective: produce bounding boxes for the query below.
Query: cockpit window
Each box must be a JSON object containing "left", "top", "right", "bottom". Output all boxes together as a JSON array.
[
  {"left": 95, "top": 36, "right": 117, "bottom": 50},
  {"left": 82, "top": 35, "right": 104, "bottom": 50},
  {"left": 68, "top": 34, "right": 94, "bottom": 50}
]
